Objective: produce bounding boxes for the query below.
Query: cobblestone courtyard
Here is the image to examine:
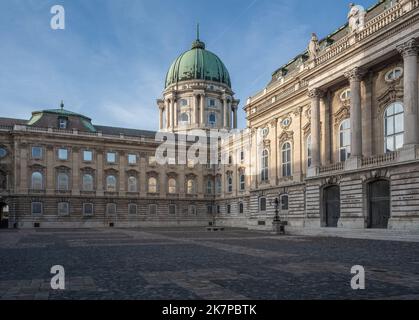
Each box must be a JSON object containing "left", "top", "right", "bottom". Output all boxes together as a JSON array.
[{"left": 1, "top": 228, "right": 419, "bottom": 300}]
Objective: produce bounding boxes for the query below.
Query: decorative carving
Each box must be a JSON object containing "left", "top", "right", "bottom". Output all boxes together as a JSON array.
[
  {"left": 348, "top": 3, "right": 366, "bottom": 33},
  {"left": 334, "top": 105, "right": 351, "bottom": 129},
  {"left": 377, "top": 83, "right": 404, "bottom": 116},
  {"left": 344, "top": 67, "right": 367, "bottom": 82},
  {"left": 397, "top": 38, "right": 418, "bottom": 57},
  {"left": 279, "top": 116, "right": 292, "bottom": 130},
  {"left": 308, "top": 88, "right": 324, "bottom": 98},
  {"left": 278, "top": 131, "right": 294, "bottom": 144},
  {"left": 303, "top": 122, "right": 311, "bottom": 136}
]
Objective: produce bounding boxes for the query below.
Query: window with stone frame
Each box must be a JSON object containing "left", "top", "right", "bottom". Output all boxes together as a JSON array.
[
  {"left": 259, "top": 197, "right": 267, "bottom": 212},
  {"left": 227, "top": 174, "right": 233, "bottom": 193},
  {"left": 148, "top": 204, "right": 157, "bottom": 215},
  {"left": 57, "top": 172, "right": 70, "bottom": 191},
  {"left": 127, "top": 176, "right": 138, "bottom": 193},
  {"left": 216, "top": 176, "right": 222, "bottom": 194},
  {"left": 31, "top": 146, "right": 43, "bottom": 160},
  {"left": 106, "top": 203, "right": 117, "bottom": 216},
  {"left": 261, "top": 149, "right": 269, "bottom": 182},
  {"left": 239, "top": 202, "right": 244, "bottom": 214},
  {"left": 280, "top": 194, "right": 289, "bottom": 211},
  {"left": 307, "top": 135, "right": 312, "bottom": 168},
  {"left": 188, "top": 205, "right": 197, "bottom": 215},
  {"left": 206, "top": 179, "right": 213, "bottom": 194},
  {"left": 31, "top": 171, "right": 43, "bottom": 190},
  {"left": 83, "top": 203, "right": 94, "bottom": 216},
  {"left": 168, "top": 204, "right": 177, "bottom": 215},
  {"left": 58, "top": 148, "right": 69, "bottom": 161},
  {"left": 168, "top": 178, "right": 177, "bottom": 194},
  {"left": 128, "top": 203, "right": 138, "bottom": 215},
  {"left": 239, "top": 171, "right": 245, "bottom": 191},
  {"left": 339, "top": 119, "right": 351, "bottom": 162},
  {"left": 187, "top": 178, "right": 196, "bottom": 194},
  {"left": 82, "top": 173, "right": 94, "bottom": 191},
  {"left": 282, "top": 142, "right": 292, "bottom": 177},
  {"left": 31, "top": 202, "right": 43, "bottom": 216},
  {"left": 384, "top": 102, "right": 404, "bottom": 153},
  {"left": 148, "top": 177, "right": 158, "bottom": 193},
  {"left": 58, "top": 202, "right": 70, "bottom": 216},
  {"left": 106, "top": 175, "right": 117, "bottom": 192}
]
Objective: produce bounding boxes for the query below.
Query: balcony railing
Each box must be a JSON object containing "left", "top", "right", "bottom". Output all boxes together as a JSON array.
[
  {"left": 319, "top": 162, "right": 345, "bottom": 174},
  {"left": 361, "top": 151, "right": 399, "bottom": 168}
]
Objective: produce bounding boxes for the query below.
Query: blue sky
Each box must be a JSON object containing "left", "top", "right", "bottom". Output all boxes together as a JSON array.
[{"left": 0, "top": 0, "right": 378, "bottom": 130}]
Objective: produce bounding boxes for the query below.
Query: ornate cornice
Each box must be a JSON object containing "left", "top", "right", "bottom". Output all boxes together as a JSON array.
[
  {"left": 334, "top": 105, "right": 351, "bottom": 129},
  {"left": 397, "top": 38, "right": 418, "bottom": 57}
]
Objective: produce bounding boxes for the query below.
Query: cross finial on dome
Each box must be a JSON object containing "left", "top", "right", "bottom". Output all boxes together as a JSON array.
[
  {"left": 191, "top": 24, "right": 205, "bottom": 50},
  {"left": 197, "top": 23, "right": 200, "bottom": 41}
]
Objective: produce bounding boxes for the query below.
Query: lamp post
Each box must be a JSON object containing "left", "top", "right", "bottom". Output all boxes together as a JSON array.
[{"left": 272, "top": 197, "right": 286, "bottom": 235}]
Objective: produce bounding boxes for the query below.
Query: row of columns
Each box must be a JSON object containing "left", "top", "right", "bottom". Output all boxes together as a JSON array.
[
  {"left": 158, "top": 94, "right": 238, "bottom": 130},
  {"left": 309, "top": 38, "right": 418, "bottom": 169}
]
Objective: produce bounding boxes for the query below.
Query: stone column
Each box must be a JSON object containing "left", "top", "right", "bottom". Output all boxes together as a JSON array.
[
  {"left": 159, "top": 106, "right": 164, "bottom": 130},
  {"left": 119, "top": 151, "right": 126, "bottom": 196},
  {"left": 233, "top": 105, "right": 238, "bottom": 129},
  {"left": 193, "top": 94, "right": 199, "bottom": 125},
  {"left": 397, "top": 39, "right": 419, "bottom": 147},
  {"left": 46, "top": 146, "right": 54, "bottom": 195},
  {"left": 19, "top": 143, "right": 28, "bottom": 193},
  {"left": 222, "top": 98, "right": 227, "bottom": 128},
  {"left": 361, "top": 73, "right": 373, "bottom": 157},
  {"left": 344, "top": 67, "right": 366, "bottom": 158},
  {"left": 321, "top": 92, "right": 332, "bottom": 165},
  {"left": 170, "top": 99, "right": 175, "bottom": 130},
  {"left": 72, "top": 147, "right": 80, "bottom": 196},
  {"left": 200, "top": 93, "right": 206, "bottom": 127},
  {"left": 96, "top": 150, "right": 104, "bottom": 197},
  {"left": 165, "top": 100, "right": 170, "bottom": 130},
  {"left": 308, "top": 89, "right": 323, "bottom": 169},
  {"left": 224, "top": 99, "right": 230, "bottom": 128}
]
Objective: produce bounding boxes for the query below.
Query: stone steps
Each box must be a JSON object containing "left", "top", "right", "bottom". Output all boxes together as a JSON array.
[{"left": 286, "top": 227, "right": 419, "bottom": 242}]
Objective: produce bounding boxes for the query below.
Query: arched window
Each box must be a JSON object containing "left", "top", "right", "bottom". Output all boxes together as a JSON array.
[
  {"left": 82, "top": 174, "right": 94, "bottom": 191},
  {"left": 31, "top": 172, "right": 43, "bottom": 190},
  {"left": 180, "top": 113, "right": 189, "bottom": 126},
  {"left": 340, "top": 89, "right": 351, "bottom": 101},
  {"left": 339, "top": 119, "right": 351, "bottom": 162},
  {"left": 57, "top": 172, "right": 69, "bottom": 191},
  {"left": 128, "top": 176, "right": 137, "bottom": 193},
  {"left": 385, "top": 67, "right": 403, "bottom": 82},
  {"left": 187, "top": 179, "right": 195, "bottom": 194},
  {"left": 216, "top": 176, "right": 222, "bottom": 194},
  {"left": 148, "top": 177, "right": 157, "bottom": 193},
  {"left": 168, "top": 178, "right": 177, "bottom": 194},
  {"left": 206, "top": 179, "right": 213, "bottom": 194},
  {"left": 106, "top": 175, "right": 117, "bottom": 192},
  {"left": 384, "top": 102, "right": 404, "bottom": 152},
  {"left": 227, "top": 174, "right": 233, "bottom": 193},
  {"left": 307, "top": 135, "right": 312, "bottom": 168},
  {"left": 282, "top": 142, "right": 292, "bottom": 177},
  {"left": 208, "top": 113, "right": 217, "bottom": 127},
  {"left": 240, "top": 172, "right": 245, "bottom": 191},
  {"left": 261, "top": 149, "right": 269, "bottom": 182}
]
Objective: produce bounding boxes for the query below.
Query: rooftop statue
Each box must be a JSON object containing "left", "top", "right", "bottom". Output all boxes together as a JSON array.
[
  {"left": 348, "top": 3, "right": 366, "bottom": 33},
  {"left": 308, "top": 33, "right": 319, "bottom": 60}
]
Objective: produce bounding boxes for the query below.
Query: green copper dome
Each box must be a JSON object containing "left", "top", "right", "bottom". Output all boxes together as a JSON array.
[{"left": 165, "top": 39, "right": 231, "bottom": 89}]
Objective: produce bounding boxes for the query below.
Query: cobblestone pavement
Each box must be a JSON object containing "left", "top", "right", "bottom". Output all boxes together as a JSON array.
[{"left": 1, "top": 228, "right": 419, "bottom": 300}]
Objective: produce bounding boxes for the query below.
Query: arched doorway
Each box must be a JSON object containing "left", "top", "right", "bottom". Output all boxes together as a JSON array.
[
  {"left": 323, "top": 185, "right": 341, "bottom": 228},
  {"left": 0, "top": 201, "right": 8, "bottom": 229},
  {"left": 368, "top": 180, "right": 390, "bottom": 229}
]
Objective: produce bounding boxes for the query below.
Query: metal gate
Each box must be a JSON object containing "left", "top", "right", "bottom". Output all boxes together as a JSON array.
[
  {"left": 323, "top": 185, "right": 340, "bottom": 228},
  {"left": 368, "top": 180, "right": 390, "bottom": 229}
]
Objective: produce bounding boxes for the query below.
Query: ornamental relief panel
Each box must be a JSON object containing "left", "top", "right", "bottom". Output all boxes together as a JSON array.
[
  {"left": 278, "top": 130, "right": 294, "bottom": 145},
  {"left": 377, "top": 83, "right": 404, "bottom": 116},
  {"left": 334, "top": 105, "right": 350, "bottom": 129}
]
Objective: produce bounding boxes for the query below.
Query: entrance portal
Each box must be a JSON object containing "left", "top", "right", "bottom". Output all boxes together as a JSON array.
[
  {"left": 323, "top": 185, "right": 341, "bottom": 228},
  {"left": 368, "top": 180, "right": 390, "bottom": 229}
]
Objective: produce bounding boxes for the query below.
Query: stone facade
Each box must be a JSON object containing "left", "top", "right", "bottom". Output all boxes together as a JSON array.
[{"left": 1, "top": 0, "right": 419, "bottom": 231}]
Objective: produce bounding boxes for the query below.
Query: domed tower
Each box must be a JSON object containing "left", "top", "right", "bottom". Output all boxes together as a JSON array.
[{"left": 157, "top": 29, "right": 239, "bottom": 132}]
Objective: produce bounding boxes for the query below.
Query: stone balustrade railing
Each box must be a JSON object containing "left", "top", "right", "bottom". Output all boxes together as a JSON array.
[
  {"left": 316, "top": 0, "right": 418, "bottom": 66},
  {"left": 319, "top": 162, "right": 344, "bottom": 174},
  {"left": 361, "top": 151, "right": 399, "bottom": 168}
]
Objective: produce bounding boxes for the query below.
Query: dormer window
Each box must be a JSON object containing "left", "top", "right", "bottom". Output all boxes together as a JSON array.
[{"left": 58, "top": 117, "right": 68, "bottom": 129}]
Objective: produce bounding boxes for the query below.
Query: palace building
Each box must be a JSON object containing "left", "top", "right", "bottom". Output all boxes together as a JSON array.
[{"left": 1, "top": 0, "right": 419, "bottom": 231}]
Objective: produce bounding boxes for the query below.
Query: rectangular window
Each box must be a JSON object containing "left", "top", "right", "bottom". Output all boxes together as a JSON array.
[
  {"left": 207, "top": 205, "right": 213, "bottom": 214},
  {"left": 188, "top": 205, "right": 197, "bottom": 215},
  {"left": 227, "top": 204, "right": 231, "bottom": 214},
  {"left": 128, "top": 204, "right": 138, "bottom": 215},
  {"left": 83, "top": 203, "right": 94, "bottom": 216},
  {"left": 208, "top": 99, "right": 216, "bottom": 107},
  {"left": 58, "top": 148, "right": 68, "bottom": 160},
  {"left": 106, "top": 203, "right": 117, "bottom": 216},
  {"left": 59, "top": 118, "right": 68, "bottom": 129},
  {"left": 107, "top": 152, "right": 116, "bottom": 164},
  {"left": 128, "top": 154, "right": 137, "bottom": 165},
  {"left": 31, "top": 202, "right": 43, "bottom": 215},
  {"left": 32, "top": 146, "right": 43, "bottom": 159},
  {"left": 148, "top": 156, "right": 156, "bottom": 165},
  {"left": 169, "top": 204, "right": 176, "bottom": 215},
  {"left": 149, "top": 204, "right": 157, "bottom": 215},
  {"left": 58, "top": 202, "right": 69, "bottom": 216},
  {"left": 83, "top": 150, "right": 93, "bottom": 162},
  {"left": 260, "top": 197, "right": 267, "bottom": 212},
  {"left": 239, "top": 202, "right": 244, "bottom": 214}
]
